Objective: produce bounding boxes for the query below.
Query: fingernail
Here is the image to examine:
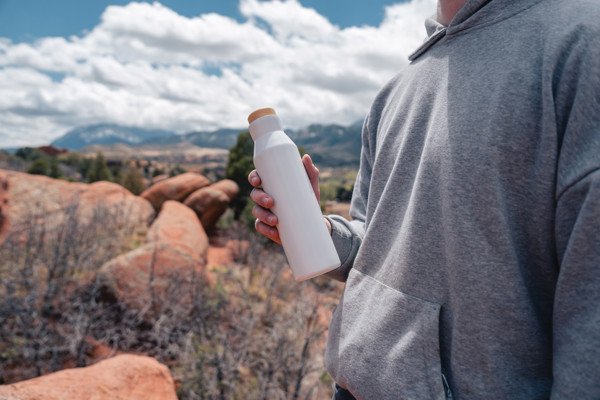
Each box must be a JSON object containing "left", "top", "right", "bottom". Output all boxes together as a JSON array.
[
  {"left": 262, "top": 196, "right": 269, "bottom": 205},
  {"left": 267, "top": 216, "right": 274, "bottom": 224},
  {"left": 251, "top": 177, "right": 258, "bottom": 185}
]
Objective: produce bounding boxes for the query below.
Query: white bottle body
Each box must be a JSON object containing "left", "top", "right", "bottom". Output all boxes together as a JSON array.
[{"left": 250, "top": 114, "right": 340, "bottom": 281}]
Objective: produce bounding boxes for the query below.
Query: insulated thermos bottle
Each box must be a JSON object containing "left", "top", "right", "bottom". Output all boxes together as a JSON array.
[{"left": 248, "top": 108, "right": 341, "bottom": 281}]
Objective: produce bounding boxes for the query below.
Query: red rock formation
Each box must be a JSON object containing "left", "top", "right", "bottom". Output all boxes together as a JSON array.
[
  {"left": 140, "top": 172, "right": 210, "bottom": 212},
  {"left": 0, "top": 354, "right": 177, "bottom": 400},
  {"left": 183, "top": 186, "right": 231, "bottom": 233},
  {"left": 0, "top": 169, "right": 154, "bottom": 244},
  {"left": 37, "top": 145, "right": 68, "bottom": 157},
  {"left": 99, "top": 200, "right": 208, "bottom": 313},
  {"left": 98, "top": 242, "right": 204, "bottom": 314},
  {"left": 151, "top": 174, "right": 169, "bottom": 184},
  {"left": 146, "top": 200, "right": 209, "bottom": 260},
  {"left": 209, "top": 179, "right": 240, "bottom": 201}
]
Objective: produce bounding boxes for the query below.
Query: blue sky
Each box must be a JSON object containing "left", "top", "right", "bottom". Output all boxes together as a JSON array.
[
  {"left": 0, "top": 0, "right": 404, "bottom": 42},
  {"left": 0, "top": 0, "right": 435, "bottom": 147}
]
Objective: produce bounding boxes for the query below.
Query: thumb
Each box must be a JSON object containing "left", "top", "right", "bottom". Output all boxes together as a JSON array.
[{"left": 302, "top": 154, "right": 320, "bottom": 203}]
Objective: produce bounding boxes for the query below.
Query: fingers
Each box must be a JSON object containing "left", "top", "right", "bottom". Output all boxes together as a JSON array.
[
  {"left": 250, "top": 188, "right": 274, "bottom": 209},
  {"left": 302, "top": 154, "right": 321, "bottom": 203},
  {"left": 254, "top": 219, "right": 281, "bottom": 244},
  {"left": 248, "top": 169, "right": 262, "bottom": 188},
  {"left": 248, "top": 170, "right": 280, "bottom": 243},
  {"left": 252, "top": 203, "right": 277, "bottom": 226}
]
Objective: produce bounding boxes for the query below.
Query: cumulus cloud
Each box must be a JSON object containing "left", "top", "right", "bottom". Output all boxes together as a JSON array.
[{"left": 0, "top": 0, "right": 436, "bottom": 147}]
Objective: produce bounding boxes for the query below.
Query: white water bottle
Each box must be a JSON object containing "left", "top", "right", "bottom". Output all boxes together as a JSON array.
[{"left": 248, "top": 108, "right": 340, "bottom": 281}]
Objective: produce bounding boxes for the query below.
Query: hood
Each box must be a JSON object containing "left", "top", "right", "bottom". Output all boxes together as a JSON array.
[{"left": 409, "top": 0, "right": 545, "bottom": 60}]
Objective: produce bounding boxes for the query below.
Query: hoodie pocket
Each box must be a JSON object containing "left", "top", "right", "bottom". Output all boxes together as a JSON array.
[{"left": 326, "top": 269, "right": 447, "bottom": 400}]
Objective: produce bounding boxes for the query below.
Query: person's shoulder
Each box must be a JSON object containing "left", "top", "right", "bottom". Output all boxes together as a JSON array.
[{"left": 537, "top": 0, "right": 600, "bottom": 33}]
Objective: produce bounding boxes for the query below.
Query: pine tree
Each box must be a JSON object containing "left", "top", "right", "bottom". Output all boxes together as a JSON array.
[
  {"left": 87, "top": 152, "right": 112, "bottom": 183},
  {"left": 226, "top": 131, "right": 255, "bottom": 219},
  {"left": 121, "top": 167, "right": 145, "bottom": 195},
  {"left": 27, "top": 157, "right": 48, "bottom": 175},
  {"left": 49, "top": 158, "right": 63, "bottom": 179}
]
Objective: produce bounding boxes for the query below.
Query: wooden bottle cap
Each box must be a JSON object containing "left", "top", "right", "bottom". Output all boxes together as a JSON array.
[{"left": 248, "top": 107, "right": 276, "bottom": 124}]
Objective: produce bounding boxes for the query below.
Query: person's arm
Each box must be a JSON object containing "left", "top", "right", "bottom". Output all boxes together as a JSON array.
[
  {"left": 553, "top": 172, "right": 600, "bottom": 398},
  {"left": 551, "top": 24, "right": 600, "bottom": 398}
]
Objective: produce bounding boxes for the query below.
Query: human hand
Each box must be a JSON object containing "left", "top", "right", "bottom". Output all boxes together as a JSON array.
[{"left": 248, "top": 154, "right": 331, "bottom": 244}]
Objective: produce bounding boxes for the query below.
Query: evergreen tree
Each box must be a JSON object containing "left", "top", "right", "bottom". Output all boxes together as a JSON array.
[
  {"left": 27, "top": 157, "right": 48, "bottom": 175},
  {"left": 87, "top": 152, "right": 112, "bottom": 183},
  {"left": 16, "top": 147, "right": 44, "bottom": 161},
  {"left": 49, "top": 158, "right": 63, "bottom": 179},
  {"left": 121, "top": 167, "right": 145, "bottom": 195},
  {"left": 169, "top": 165, "right": 186, "bottom": 177},
  {"left": 226, "top": 131, "right": 255, "bottom": 219}
]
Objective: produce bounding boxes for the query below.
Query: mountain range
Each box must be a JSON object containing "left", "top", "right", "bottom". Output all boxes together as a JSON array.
[
  {"left": 51, "top": 121, "right": 364, "bottom": 166},
  {"left": 51, "top": 124, "right": 178, "bottom": 150}
]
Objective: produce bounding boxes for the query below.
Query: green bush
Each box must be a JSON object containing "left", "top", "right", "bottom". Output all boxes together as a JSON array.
[{"left": 27, "top": 157, "right": 48, "bottom": 175}]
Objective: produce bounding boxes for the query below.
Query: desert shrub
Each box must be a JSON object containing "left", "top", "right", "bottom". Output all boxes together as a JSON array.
[
  {"left": 121, "top": 166, "right": 146, "bottom": 195},
  {"left": 26, "top": 158, "right": 49, "bottom": 175},
  {"left": 0, "top": 199, "right": 144, "bottom": 382},
  {"left": 0, "top": 201, "right": 341, "bottom": 399}
]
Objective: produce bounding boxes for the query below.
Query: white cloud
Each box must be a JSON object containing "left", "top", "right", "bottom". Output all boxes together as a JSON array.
[{"left": 0, "top": 0, "right": 436, "bottom": 148}]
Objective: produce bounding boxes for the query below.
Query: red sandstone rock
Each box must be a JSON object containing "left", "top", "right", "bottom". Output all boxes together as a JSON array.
[
  {"left": 98, "top": 242, "right": 204, "bottom": 313},
  {"left": 0, "top": 169, "right": 154, "bottom": 244},
  {"left": 140, "top": 172, "right": 210, "bottom": 212},
  {"left": 183, "top": 186, "right": 231, "bottom": 232},
  {"left": 146, "top": 200, "right": 209, "bottom": 260},
  {"left": 98, "top": 201, "right": 209, "bottom": 315},
  {"left": 0, "top": 354, "right": 177, "bottom": 400},
  {"left": 209, "top": 179, "right": 239, "bottom": 200},
  {"left": 151, "top": 174, "right": 169, "bottom": 184}
]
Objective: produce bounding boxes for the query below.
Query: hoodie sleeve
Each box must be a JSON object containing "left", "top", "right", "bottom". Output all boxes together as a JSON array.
[
  {"left": 551, "top": 23, "right": 600, "bottom": 399},
  {"left": 323, "top": 115, "right": 373, "bottom": 282}
]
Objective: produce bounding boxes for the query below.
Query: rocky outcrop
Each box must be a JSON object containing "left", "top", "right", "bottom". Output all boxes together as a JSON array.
[
  {"left": 151, "top": 174, "right": 169, "bottom": 184},
  {"left": 146, "top": 200, "right": 209, "bottom": 259},
  {"left": 140, "top": 172, "right": 210, "bottom": 212},
  {"left": 184, "top": 187, "right": 230, "bottom": 233},
  {"left": 98, "top": 200, "right": 208, "bottom": 313},
  {"left": 209, "top": 179, "right": 240, "bottom": 200},
  {"left": 0, "top": 355, "right": 177, "bottom": 400},
  {"left": 0, "top": 169, "right": 154, "bottom": 244},
  {"left": 184, "top": 179, "right": 240, "bottom": 232}
]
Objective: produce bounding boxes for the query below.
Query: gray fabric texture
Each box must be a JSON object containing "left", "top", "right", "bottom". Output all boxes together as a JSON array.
[{"left": 324, "top": 0, "right": 600, "bottom": 399}]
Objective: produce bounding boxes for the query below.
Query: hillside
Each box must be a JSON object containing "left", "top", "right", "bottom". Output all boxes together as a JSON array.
[
  {"left": 52, "top": 121, "right": 363, "bottom": 167},
  {"left": 51, "top": 124, "right": 177, "bottom": 150}
]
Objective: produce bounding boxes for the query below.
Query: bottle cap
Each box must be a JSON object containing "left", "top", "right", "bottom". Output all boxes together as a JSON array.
[{"left": 248, "top": 107, "right": 276, "bottom": 124}]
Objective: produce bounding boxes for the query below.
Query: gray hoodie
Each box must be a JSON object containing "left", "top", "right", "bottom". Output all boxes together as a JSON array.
[{"left": 324, "top": 0, "right": 600, "bottom": 398}]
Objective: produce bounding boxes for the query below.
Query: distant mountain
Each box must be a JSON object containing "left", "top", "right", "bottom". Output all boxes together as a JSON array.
[
  {"left": 51, "top": 124, "right": 178, "bottom": 150},
  {"left": 52, "top": 120, "right": 363, "bottom": 166},
  {"left": 142, "top": 124, "right": 362, "bottom": 166},
  {"left": 289, "top": 124, "right": 362, "bottom": 166},
  {"left": 148, "top": 128, "right": 245, "bottom": 149}
]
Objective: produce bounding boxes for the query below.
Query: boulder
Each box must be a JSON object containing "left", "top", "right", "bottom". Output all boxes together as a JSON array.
[
  {"left": 140, "top": 172, "right": 210, "bottom": 212},
  {"left": 0, "top": 169, "right": 154, "bottom": 244},
  {"left": 184, "top": 187, "right": 231, "bottom": 233},
  {"left": 0, "top": 354, "right": 177, "bottom": 400},
  {"left": 208, "top": 179, "right": 239, "bottom": 201},
  {"left": 98, "top": 201, "right": 208, "bottom": 313},
  {"left": 98, "top": 241, "right": 204, "bottom": 313},
  {"left": 151, "top": 174, "right": 169, "bottom": 184},
  {"left": 146, "top": 200, "right": 209, "bottom": 260}
]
